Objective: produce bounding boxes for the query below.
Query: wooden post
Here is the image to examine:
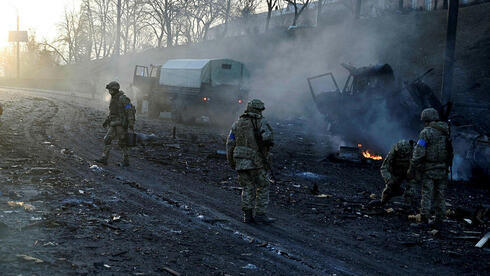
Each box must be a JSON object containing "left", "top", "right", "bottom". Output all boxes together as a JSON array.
[{"left": 441, "top": 0, "right": 459, "bottom": 104}]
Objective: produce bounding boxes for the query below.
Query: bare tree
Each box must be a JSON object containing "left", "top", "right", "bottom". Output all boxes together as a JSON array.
[
  {"left": 284, "top": 0, "right": 310, "bottom": 26},
  {"left": 57, "top": 7, "right": 91, "bottom": 63},
  {"left": 185, "top": 0, "right": 224, "bottom": 42},
  {"left": 265, "top": 0, "right": 278, "bottom": 31},
  {"left": 145, "top": 0, "right": 189, "bottom": 47},
  {"left": 114, "top": 0, "right": 122, "bottom": 56}
]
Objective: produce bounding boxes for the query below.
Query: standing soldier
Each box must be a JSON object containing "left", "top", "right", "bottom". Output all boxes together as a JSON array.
[
  {"left": 408, "top": 108, "right": 453, "bottom": 225},
  {"left": 95, "top": 81, "right": 135, "bottom": 167},
  {"left": 370, "top": 139, "right": 417, "bottom": 208},
  {"left": 226, "top": 99, "right": 275, "bottom": 224}
]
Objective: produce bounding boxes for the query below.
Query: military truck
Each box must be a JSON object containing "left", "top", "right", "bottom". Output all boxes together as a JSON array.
[
  {"left": 131, "top": 59, "right": 249, "bottom": 124},
  {"left": 307, "top": 63, "right": 442, "bottom": 152}
]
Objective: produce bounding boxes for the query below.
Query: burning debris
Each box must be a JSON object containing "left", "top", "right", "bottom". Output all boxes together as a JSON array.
[
  {"left": 358, "top": 144, "right": 383, "bottom": 161},
  {"left": 330, "top": 144, "right": 383, "bottom": 163}
]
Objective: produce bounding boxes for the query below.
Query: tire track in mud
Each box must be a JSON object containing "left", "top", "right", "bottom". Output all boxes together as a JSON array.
[
  {"left": 4, "top": 88, "right": 357, "bottom": 274},
  {"left": 1, "top": 87, "right": 462, "bottom": 275},
  {"left": 3, "top": 89, "right": 332, "bottom": 274}
]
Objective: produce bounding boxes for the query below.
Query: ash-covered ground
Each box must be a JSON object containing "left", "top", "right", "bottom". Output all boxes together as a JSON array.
[{"left": 0, "top": 88, "right": 488, "bottom": 275}]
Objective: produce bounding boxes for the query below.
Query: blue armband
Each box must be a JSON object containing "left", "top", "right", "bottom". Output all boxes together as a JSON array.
[
  {"left": 124, "top": 104, "right": 132, "bottom": 109},
  {"left": 228, "top": 131, "right": 235, "bottom": 141},
  {"left": 417, "top": 139, "right": 427, "bottom": 147}
]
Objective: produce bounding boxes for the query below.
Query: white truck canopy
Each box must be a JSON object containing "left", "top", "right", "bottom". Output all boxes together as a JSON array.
[{"left": 160, "top": 59, "right": 247, "bottom": 89}]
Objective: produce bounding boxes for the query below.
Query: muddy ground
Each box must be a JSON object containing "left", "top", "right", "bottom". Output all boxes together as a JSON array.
[{"left": 0, "top": 88, "right": 488, "bottom": 275}]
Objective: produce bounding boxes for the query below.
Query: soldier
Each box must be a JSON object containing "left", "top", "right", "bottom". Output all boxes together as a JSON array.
[
  {"left": 226, "top": 99, "right": 275, "bottom": 224},
  {"left": 408, "top": 108, "right": 453, "bottom": 225},
  {"left": 371, "top": 139, "right": 417, "bottom": 208},
  {"left": 95, "top": 81, "right": 135, "bottom": 167}
]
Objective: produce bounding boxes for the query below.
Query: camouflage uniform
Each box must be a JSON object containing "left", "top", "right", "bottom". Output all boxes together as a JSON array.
[
  {"left": 379, "top": 139, "right": 417, "bottom": 206},
  {"left": 226, "top": 99, "right": 274, "bottom": 223},
  {"left": 96, "top": 81, "right": 135, "bottom": 166},
  {"left": 409, "top": 108, "right": 453, "bottom": 223}
]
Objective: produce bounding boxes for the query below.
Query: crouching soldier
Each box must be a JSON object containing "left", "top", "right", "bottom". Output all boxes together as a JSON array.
[
  {"left": 408, "top": 108, "right": 453, "bottom": 225},
  {"left": 378, "top": 139, "right": 418, "bottom": 208},
  {"left": 95, "top": 81, "right": 136, "bottom": 166},
  {"left": 226, "top": 99, "right": 275, "bottom": 224}
]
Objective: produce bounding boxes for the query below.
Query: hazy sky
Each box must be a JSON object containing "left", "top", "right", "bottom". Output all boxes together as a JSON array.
[{"left": 0, "top": 0, "right": 80, "bottom": 49}]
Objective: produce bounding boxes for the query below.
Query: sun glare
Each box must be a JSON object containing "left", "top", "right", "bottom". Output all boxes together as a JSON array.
[{"left": 0, "top": 0, "right": 80, "bottom": 50}]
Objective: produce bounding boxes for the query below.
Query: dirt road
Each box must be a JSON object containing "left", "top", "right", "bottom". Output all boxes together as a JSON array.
[{"left": 0, "top": 88, "right": 488, "bottom": 275}]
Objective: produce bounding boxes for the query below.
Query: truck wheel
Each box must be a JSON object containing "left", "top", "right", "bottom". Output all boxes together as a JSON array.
[{"left": 148, "top": 101, "right": 160, "bottom": 119}]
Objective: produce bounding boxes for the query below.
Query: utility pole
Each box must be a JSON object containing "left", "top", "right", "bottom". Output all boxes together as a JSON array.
[
  {"left": 114, "top": 0, "right": 121, "bottom": 56},
  {"left": 17, "top": 15, "right": 20, "bottom": 79},
  {"left": 441, "top": 0, "right": 459, "bottom": 104}
]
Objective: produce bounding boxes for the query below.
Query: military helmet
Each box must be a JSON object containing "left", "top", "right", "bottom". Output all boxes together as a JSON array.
[
  {"left": 420, "top": 108, "right": 439, "bottom": 122},
  {"left": 106, "top": 81, "right": 120, "bottom": 91},
  {"left": 246, "top": 99, "right": 265, "bottom": 112},
  {"left": 396, "top": 139, "right": 414, "bottom": 154}
]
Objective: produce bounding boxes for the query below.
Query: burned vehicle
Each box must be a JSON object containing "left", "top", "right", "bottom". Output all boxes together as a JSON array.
[
  {"left": 307, "top": 63, "right": 441, "bottom": 152},
  {"left": 131, "top": 59, "right": 249, "bottom": 124}
]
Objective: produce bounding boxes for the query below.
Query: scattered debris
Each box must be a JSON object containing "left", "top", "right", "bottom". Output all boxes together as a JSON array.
[
  {"left": 464, "top": 218, "right": 472, "bottom": 224},
  {"left": 385, "top": 208, "right": 394, "bottom": 214},
  {"left": 136, "top": 133, "right": 158, "bottom": 144},
  {"left": 242, "top": 263, "right": 258, "bottom": 270},
  {"left": 28, "top": 167, "right": 60, "bottom": 175},
  {"left": 428, "top": 229, "right": 439, "bottom": 236},
  {"left": 7, "top": 201, "right": 36, "bottom": 211},
  {"left": 16, "top": 254, "right": 44, "bottom": 263},
  {"left": 338, "top": 146, "right": 362, "bottom": 162},
  {"left": 166, "top": 144, "right": 181, "bottom": 149},
  {"left": 408, "top": 214, "right": 422, "bottom": 222},
  {"left": 475, "top": 232, "right": 489, "bottom": 248},
  {"left": 369, "top": 193, "right": 377, "bottom": 200},
  {"left": 89, "top": 164, "right": 103, "bottom": 172},
  {"left": 315, "top": 194, "right": 332, "bottom": 198},
  {"left": 162, "top": 266, "right": 182, "bottom": 276}
]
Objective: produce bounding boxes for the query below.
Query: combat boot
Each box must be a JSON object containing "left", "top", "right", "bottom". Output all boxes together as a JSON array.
[
  {"left": 242, "top": 209, "right": 254, "bottom": 223},
  {"left": 254, "top": 213, "right": 276, "bottom": 224}
]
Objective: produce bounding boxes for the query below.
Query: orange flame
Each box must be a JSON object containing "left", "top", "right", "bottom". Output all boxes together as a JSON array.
[{"left": 362, "top": 150, "right": 383, "bottom": 160}]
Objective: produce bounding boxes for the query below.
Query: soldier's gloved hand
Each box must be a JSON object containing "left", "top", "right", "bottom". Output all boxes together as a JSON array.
[{"left": 102, "top": 121, "right": 108, "bottom": 128}]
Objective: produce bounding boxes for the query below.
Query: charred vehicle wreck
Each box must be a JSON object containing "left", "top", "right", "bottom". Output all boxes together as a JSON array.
[{"left": 308, "top": 63, "right": 489, "bottom": 183}]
